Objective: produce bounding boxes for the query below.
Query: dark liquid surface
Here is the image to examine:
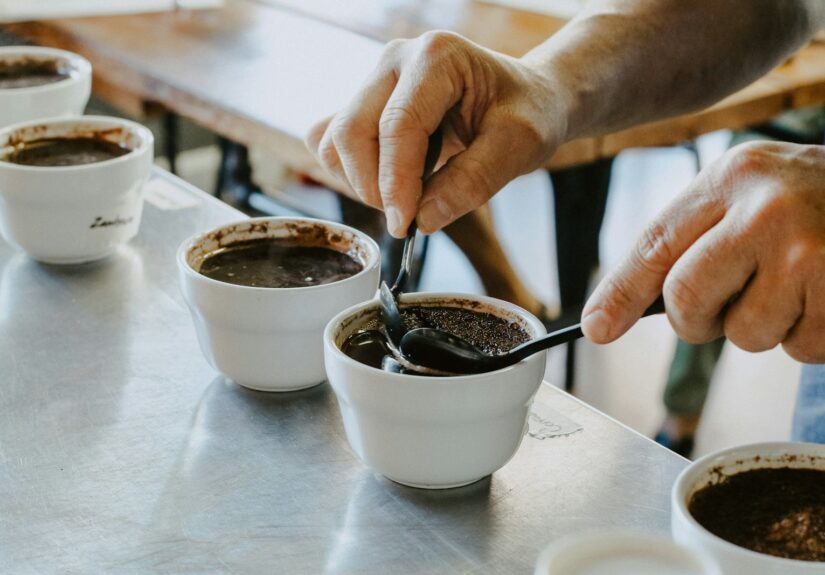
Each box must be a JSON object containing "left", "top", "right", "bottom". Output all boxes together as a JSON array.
[
  {"left": 688, "top": 467, "right": 825, "bottom": 562},
  {"left": 341, "top": 306, "right": 530, "bottom": 376},
  {"left": 3, "top": 137, "right": 131, "bottom": 167},
  {"left": 0, "top": 59, "right": 71, "bottom": 89},
  {"left": 199, "top": 239, "right": 363, "bottom": 288}
]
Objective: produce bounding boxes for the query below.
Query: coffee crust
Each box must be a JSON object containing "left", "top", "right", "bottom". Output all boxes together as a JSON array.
[
  {"left": 2, "top": 136, "right": 130, "bottom": 167},
  {"left": 0, "top": 58, "right": 71, "bottom": 89},
  {"left": 689, "top": 466, "right": 825, "bottom": 562}
]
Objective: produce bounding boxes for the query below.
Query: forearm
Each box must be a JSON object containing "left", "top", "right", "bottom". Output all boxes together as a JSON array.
[{"left": 525, "top": 0, "right": 825, "bottom": 141}]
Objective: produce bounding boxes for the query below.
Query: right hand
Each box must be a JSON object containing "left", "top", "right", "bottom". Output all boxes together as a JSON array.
[
  {"left": 582, "top": 140, "right": 825, "bottom": 363},
  {"left": 305, "top": 31, "right": 569, "bottom": 237}
]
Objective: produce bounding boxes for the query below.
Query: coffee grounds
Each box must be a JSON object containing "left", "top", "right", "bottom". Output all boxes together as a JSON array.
[
  {"left": 199, "top": 238, "right": 362, "bottom": 288},
  {"left": 3, "top": 137, "right": 130, "bottom": 167},
  {"left": 688, "top": 467, "right": 825, "bottom": 562},
  {"left": 399, "top": 306, "right": 529, "bottom": 355},
  {"left": 342, "top": 305, "right": 531, "bottom": 376},
  {"left": 0, "top": 59, "right": 71, "bottom": 89}
]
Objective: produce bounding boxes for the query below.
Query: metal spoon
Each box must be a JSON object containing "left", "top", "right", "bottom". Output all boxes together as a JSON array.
[
  {"left": 378, "top": 129, "right": 443, "bottom": 348},
  {"left": 399, "top": 295, "right": 667, "bottom": 374}
]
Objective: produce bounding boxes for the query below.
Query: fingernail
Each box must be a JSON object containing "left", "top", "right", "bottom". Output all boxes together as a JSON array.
[
  {"left": 385, "top": 207, "right": 403, "bottom": 237},
  {"left": 581, "top": 309, "right": 611, "bottom": 343},
  {"left": 417, "top": 198, "right": 452, "bottom": 233}
]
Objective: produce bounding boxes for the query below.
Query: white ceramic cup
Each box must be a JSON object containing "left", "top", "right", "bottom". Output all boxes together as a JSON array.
[
  {"left": 672, "top": 441, "right": 825, "bottom": 575},
  {"left": 324, "top": 292, "right": 548, "bottom": 489},
  {"left": 534, "top": 532, "right": 721, "bottom": 575},
  {"left": 178, "top": 217, "right": 381, "bottom": 392},
  {"left": 0, "top": 115, "right": 154, "bottom": 264},
  {"left": 0, "top": 46, "right": 91, "bottom": 127}
]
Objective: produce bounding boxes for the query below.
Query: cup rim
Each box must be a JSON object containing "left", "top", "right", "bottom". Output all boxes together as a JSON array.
[
  {"left": 534, "top": 531, "right": 722, "bottom": 575},
  {"left": 0, "top": 46, "right": 91, "bottom": 96},
  {"left": 176, "top": 216, "right": 382, "bottom": 293},
  {"left": 671, "top": 441, "right": 825, "bottom": 568},
  {"left": 323, "top": 290, "right": 547, "bottom": 382},
  {"left": 0, "top": 115, "right": 154, "bottom": 172}
]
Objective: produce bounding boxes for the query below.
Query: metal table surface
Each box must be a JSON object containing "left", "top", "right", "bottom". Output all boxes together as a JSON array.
[{"left": 0, "top": 169, "right": 687, "bottom": 574}]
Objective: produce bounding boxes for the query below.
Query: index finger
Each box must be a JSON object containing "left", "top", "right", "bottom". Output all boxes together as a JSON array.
[
  {"left": 378, "top": 57, "right": 461, "bottom": 236},
  {"left": 581, "top": 177, "right": 726, "bottom": 343}
]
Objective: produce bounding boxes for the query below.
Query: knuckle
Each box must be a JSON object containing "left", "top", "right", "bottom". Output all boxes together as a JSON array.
[
  {"left": 744, "top": 191, "right": 794, "bottom": 233},
  {"left": 317, "top": 137, "right": 341, "bottom": 172},
  {"left": 635, "top": 221, "right": 675, "bottom": 274},
  {"left": 725, "top": 317, "right": 774, "bottom": 353},
  {"left": 663, "top": 272, "right": 706, "bottom": 323},
  {"left": 782, "top": 340, "right": 825, "bottom": 364},
  {"left": 597, "top": 276, "right": 638, "bottom": 317},
  {"left": 783, "top": 234, "right": 825, "bottom": 276},
  {"left": 378, "top": 105, "right": 421, "bottom": 139},
  {"left": 418, "top": 30, "right": 461, "bottom": 58},
  {"left": 456, "top": 154, "right": 497, "bottom": 201},
  {"left": 382, "top": 38, "right": 407, "bottom": 61},
  {"left": 330, "top": 116, "right": 367, "bottom": 154},
  {"left": 304, "top": 121, "right": 326, "bottom": 152},
  {"left": 722, "top": 141, "right": 774, "bottom": 178},
  {"left": 781, "top": 308, "right": 825, "bottom": 362}
]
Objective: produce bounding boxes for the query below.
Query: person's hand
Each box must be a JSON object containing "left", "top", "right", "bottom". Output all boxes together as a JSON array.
[
  {"left": 582, "top": 140, "right": 825, "bottom": 363},
  {"left": 305, "top": 31, "right": 568, "bottom": 237}
]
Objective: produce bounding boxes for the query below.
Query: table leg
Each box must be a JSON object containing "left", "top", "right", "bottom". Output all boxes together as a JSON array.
[
  {"left": 213, "top": 139, "right": 303, "bottom": 216},
  {"left": 214, "top": 139, "right": 256, "bottom": 206},
  {"left": 212, "top": 142, "right": 432, "bottom": 286},
  {"left": 549, "top": 157, "right": 614, "bottom": 392},
  {"left": 163, "top": 112, "right": 179, "bottom": 175}
]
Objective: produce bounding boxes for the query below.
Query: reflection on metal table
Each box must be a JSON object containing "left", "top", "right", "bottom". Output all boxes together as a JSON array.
[{"left": 0, "top": 169, "right": 686, "bottom": 574}]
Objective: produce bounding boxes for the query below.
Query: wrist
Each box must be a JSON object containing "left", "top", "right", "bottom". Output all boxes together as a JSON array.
[
  {"left": 518, "top": 58, "right": 576, "bottom": 160},
  {"left": 518, "top": 53, "right": 582, "bottom": 145}
]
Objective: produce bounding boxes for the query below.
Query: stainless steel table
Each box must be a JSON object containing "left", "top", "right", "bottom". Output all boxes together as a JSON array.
[{"left": 0, "top": 169, "right": 686, "bottom": 574}]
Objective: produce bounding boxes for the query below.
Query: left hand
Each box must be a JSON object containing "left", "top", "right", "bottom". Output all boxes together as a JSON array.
[{"left": 581, "top": 140, "right": 825, "bottom": 363}]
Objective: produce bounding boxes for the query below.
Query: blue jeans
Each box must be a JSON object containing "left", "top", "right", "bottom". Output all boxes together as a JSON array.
[{"left": 792, "top": 364, "right": 825, "bottom": 443}]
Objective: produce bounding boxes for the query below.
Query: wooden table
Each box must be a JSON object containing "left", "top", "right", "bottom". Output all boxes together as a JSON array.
[{"left": 6, "top": 0, "right": 825, "bottom": 173}]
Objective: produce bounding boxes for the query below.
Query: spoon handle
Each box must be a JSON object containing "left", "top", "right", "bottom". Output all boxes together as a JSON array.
[
  {"left": 391, "top": 222, "right": 418, "bottom": 295},
  {"left": 510, "top": 295, "right": 667, "bottom": 361}
]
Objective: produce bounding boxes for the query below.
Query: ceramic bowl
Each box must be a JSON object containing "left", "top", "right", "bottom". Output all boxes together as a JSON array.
[
  {"left": 672, "top": 441, "right": 825, "bottom": 575},
  {"left": 178, "top": 216, "right": 380, "bottom": 392},
  {"left": 324, "top": 292, "right": 547, "bottom": 489},
  {"left": 0, "top": 46, "right": 91, "bottom": 127},
  {"left": 0, "top": 115, "right": 153, "bottom": 264}
]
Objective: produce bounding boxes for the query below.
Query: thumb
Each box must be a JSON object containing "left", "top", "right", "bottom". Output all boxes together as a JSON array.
[{"left": 581, "top": 185, "right": 724, "bottom": 343}]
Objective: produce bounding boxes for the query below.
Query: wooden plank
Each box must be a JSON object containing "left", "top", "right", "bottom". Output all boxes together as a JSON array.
[
  {"left": 547, "top": 137, "right": 600, "bottom": 170},
  {"left": 772, "top": 43, "right": 825, "bottom": 109},
  {"left": 6, "top": 0, "right": 825, "bottom": 171},
  {"left": 5, "top": 1, "right": 384, "bottom": 143},
  {"left": 259, "top": 0, "right": 567, "bottom": 55}
]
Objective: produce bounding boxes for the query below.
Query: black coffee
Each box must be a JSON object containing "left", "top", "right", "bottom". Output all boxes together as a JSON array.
[
  {"left": 3, "top": 137, "right": 131, "bottom": 167},
  {"left": 341, "top": 305, "right": 530, "bottom": 376},
  {"left": 0, "top": 59, "right": 71, "bottom": 89},
  {"left": 199, "top": 238, "right": 363, "bottom": 288},
  {"left": 688, "top": 467, "right": 825, "bottom": 562}
]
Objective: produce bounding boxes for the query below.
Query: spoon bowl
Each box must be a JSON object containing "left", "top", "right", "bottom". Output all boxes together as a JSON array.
[
  {"left": 379, "top": 282, "right": 405, "bottom": 346},
  {"left": 401, "top": 296, "right": 667, "bottom": 374}
]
